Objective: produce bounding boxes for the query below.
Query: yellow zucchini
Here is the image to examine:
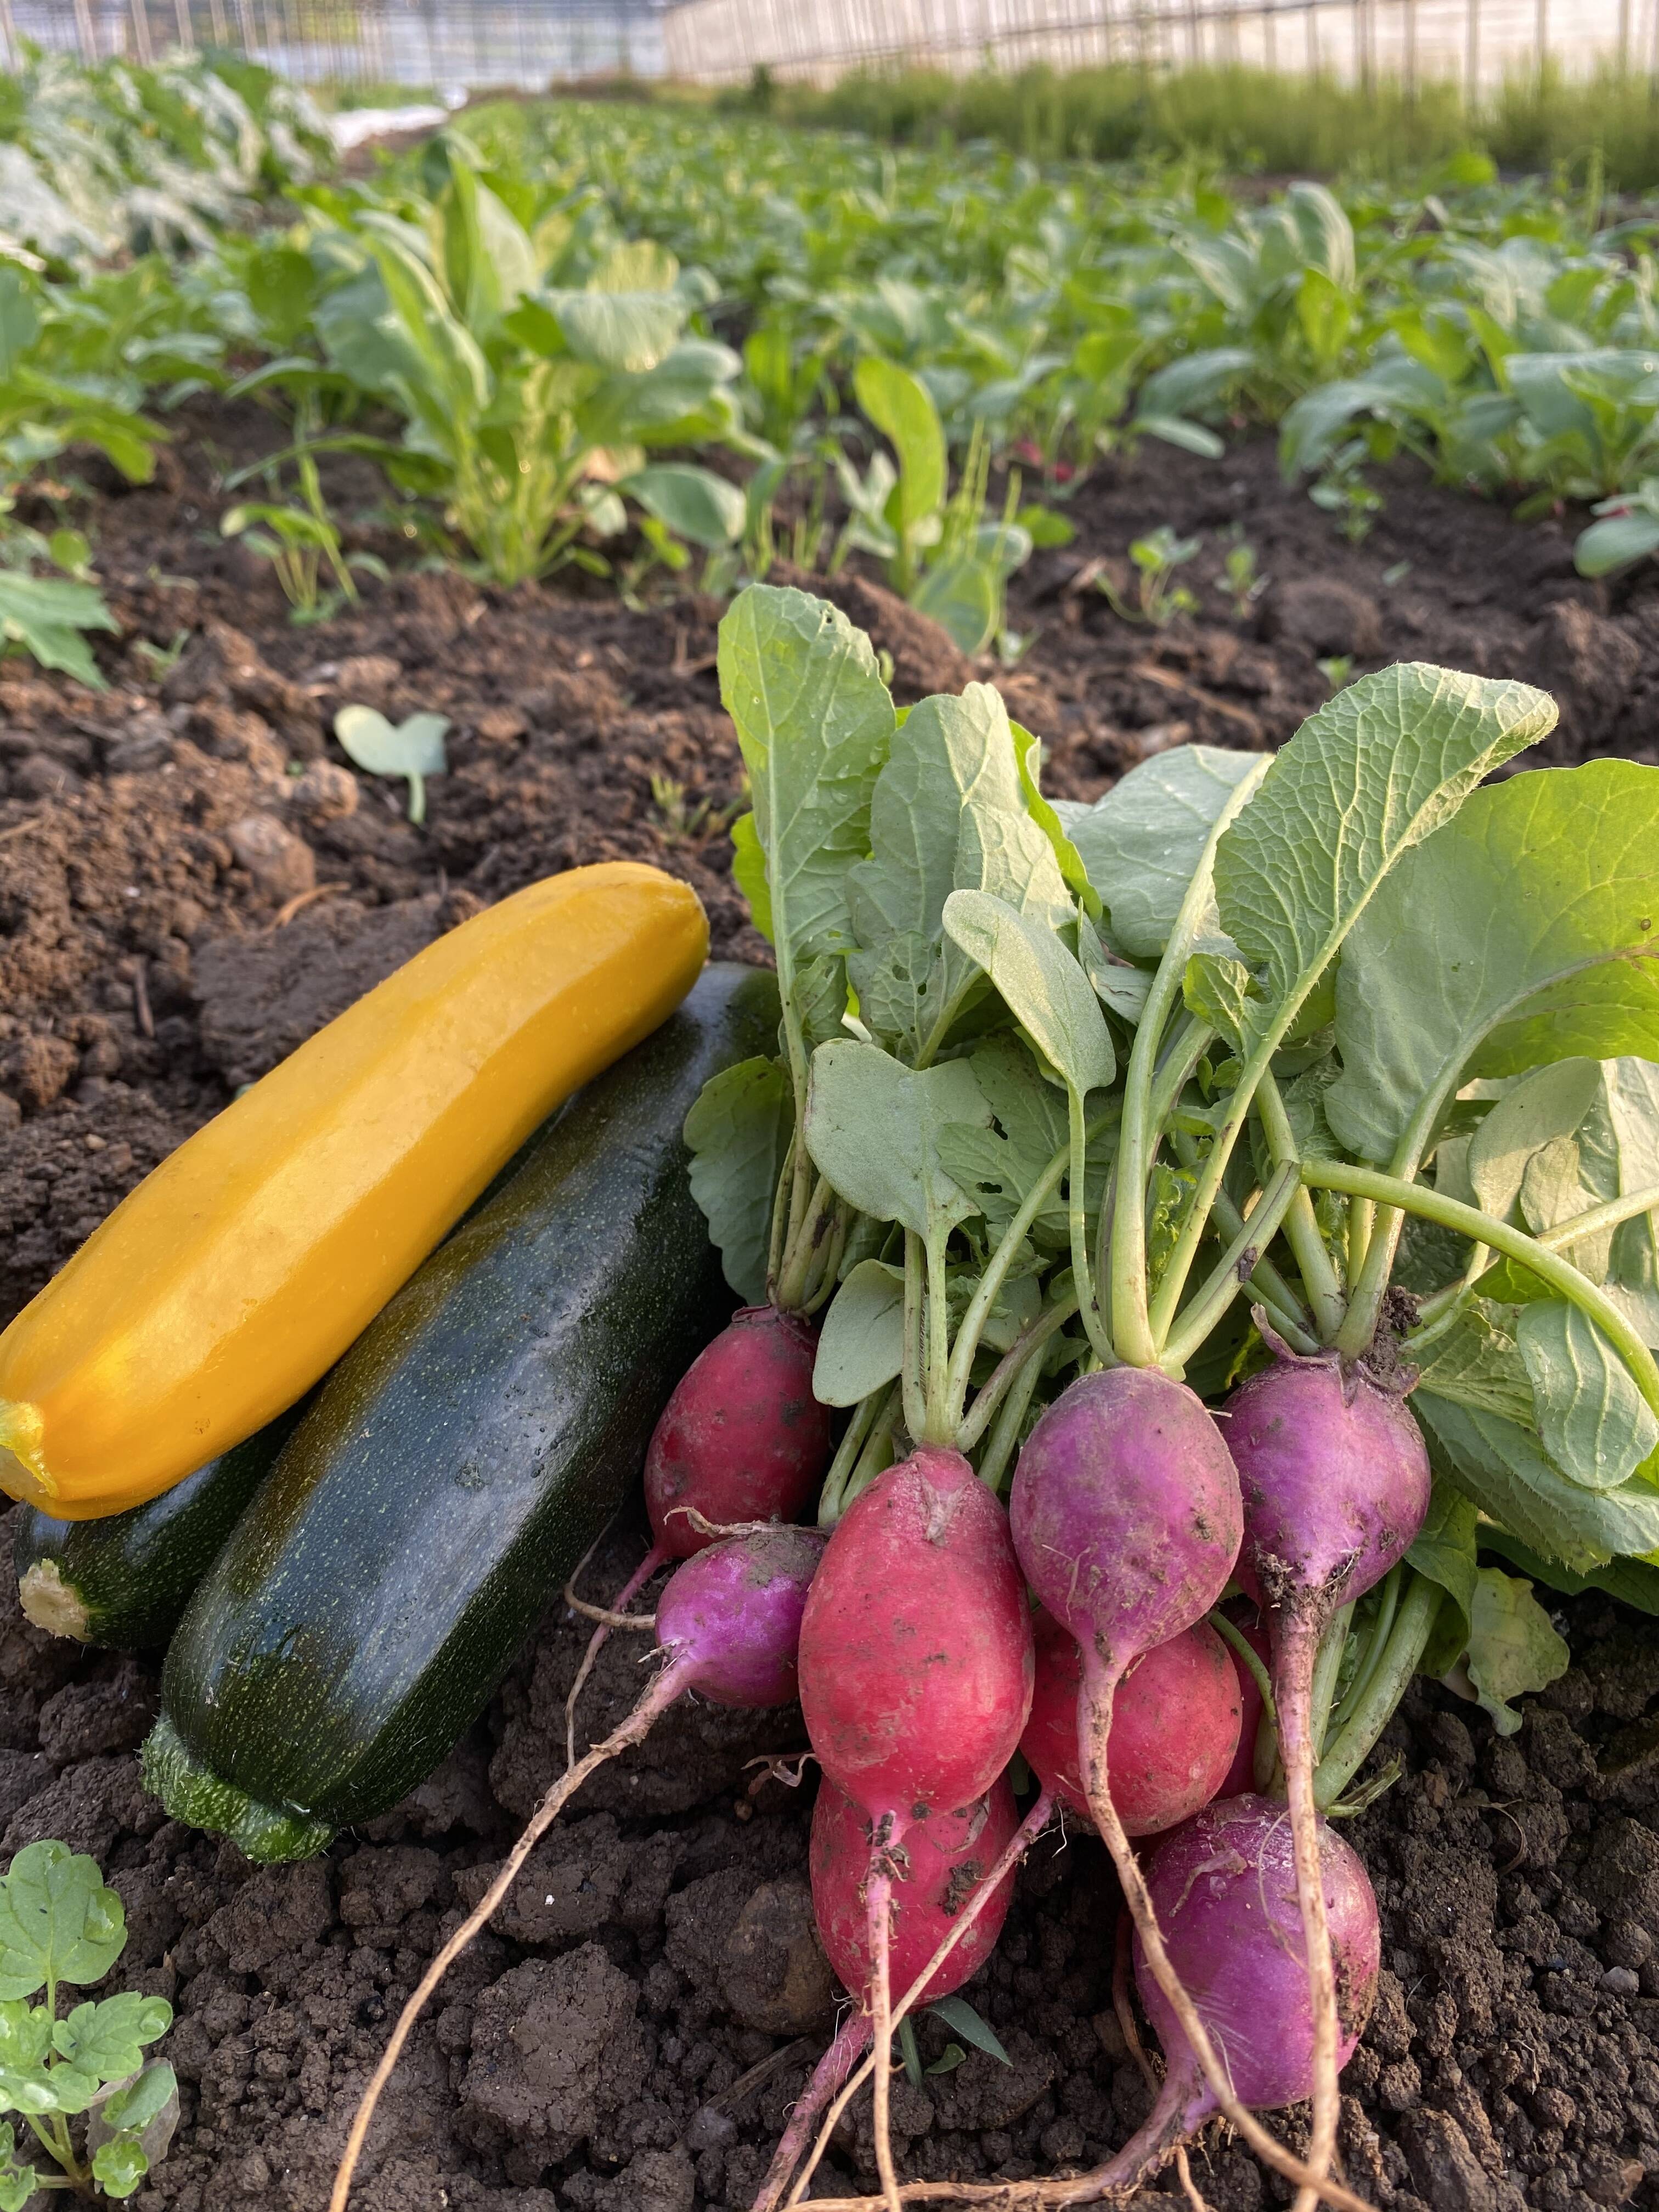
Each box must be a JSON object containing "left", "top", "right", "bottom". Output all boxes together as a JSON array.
[{"left": 0, "top": 862, "right": 707, "bottom": 1520}]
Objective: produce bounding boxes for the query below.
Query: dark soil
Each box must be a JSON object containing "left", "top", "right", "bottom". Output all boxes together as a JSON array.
[{"left": 4, "top": 407, "right": 1659, "bottom": 2212}]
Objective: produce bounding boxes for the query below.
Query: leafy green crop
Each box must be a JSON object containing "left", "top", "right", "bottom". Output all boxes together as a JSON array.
[{"left": 0, "top": 1841, "right": 176, "bottom": 2207}]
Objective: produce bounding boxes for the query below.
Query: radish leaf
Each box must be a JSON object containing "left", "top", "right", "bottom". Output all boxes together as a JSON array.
[
  {"left": 804, "top": 1041, "right": 990, "bottom": 1241},
  {"left": 814, "top": 1259, "right": 906, "bottom": 1406},
  {"left": 1404, "top": 1481, "right": 1479, "bottom": 1676},
  {"left": 1328, "top": 760, "right": 1659, "bottom": 1169},
  {"left": 1217, "top": 663, "right": 1555, "bottom": 1067},
  {"left": 1463, "top": 1565, "right": 1570, "bottom": 1735},
  {"left": 943, "top": 888, "right": 1114, "bottom": 1100},
  {"left": 1055, "top": 744, "right": 1259, "bottom": 960},
  {"left": 1414, "top": 1393, "right": 1659, "bottom": 1568},
  {"left": 719, "top": 585, "right": 893, "bottom": 1097},
  {"left": 1517, "top": 1300, "right": 1659, "bottom": 1491},
  {"left": 1467, "top": 1057, "right": 1659, "bottom": 1345},
  {"left": 848, "top": 684, "right": 1069, "bottom": 1062},
  {"left": 684, "top": 1057, "right": 791, "bottom": 1306}
]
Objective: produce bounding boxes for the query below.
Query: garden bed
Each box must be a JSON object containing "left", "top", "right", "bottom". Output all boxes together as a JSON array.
[{"left": 4, "top": 411, "right": 1659, "bottom": 2212}]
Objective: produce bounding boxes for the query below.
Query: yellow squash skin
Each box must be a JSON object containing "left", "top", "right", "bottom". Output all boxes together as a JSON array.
[{"left": 0, "top": 862, "right": 708, "bottom": 1520}]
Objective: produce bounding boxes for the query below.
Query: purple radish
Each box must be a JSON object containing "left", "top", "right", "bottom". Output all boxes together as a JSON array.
[
  {"left": 1226, "top": 1346, "right": 1430, "bottom": 2208},
  {"left": 1008, "top": 1367, "right": 1282, "bottom": 2169},
  {"left": 795, "top": 1444, "right": 1033, "bottom": 2212},
  {"left": 332, "top": 1526, "right": 825, "bottom": 2212},
  {"left": 1041, "top": 1796, "right": 1380, "bottom": 2207},
  {"left": 564, "top": 1306, "right": 830, "bottom": 1758}
]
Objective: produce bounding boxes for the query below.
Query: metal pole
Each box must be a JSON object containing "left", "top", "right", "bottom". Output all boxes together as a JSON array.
[
  {"left": 1535, "top": 0, "right": 1547, "bottom": 76},
  {"left": 1404, "top": 0, "right": 1417, "bottom": 94},
  {"left": 1466, "top": 0, "right": 1480, "bottom": 100},
  {"left": 173, "top": 0, "right": 193, "bottom": 47},
  {"left": 207, "top": 0, "right": 226, "bottom": 42},
  {"left": 73, "top": 0, "right": 97, "bottom": 61},
  {"left": 1306, "top": 0, "right": 1318, "bottom": 70},
  {"left": 1619, "top": 0, "right": 1632, "bottom": 68},
  {"left": 0, "top": 0, "right": 16, "bottom": 64}
]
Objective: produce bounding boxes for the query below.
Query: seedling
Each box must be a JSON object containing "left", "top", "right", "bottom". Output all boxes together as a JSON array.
[
  {"left": 0, "top": 1840, "right": 176, "bottom": 2205},
  {"left": 221, "top": 499, "right": 359, "bottom": 624},
  {"left": 1308, "top": 440, "right": 1385, "bottom": 544},
  {"left": 648, "top": 772, "right": 740, "bottom": 843},
  {"left": 1222, "top": 534, "right": 1266, "bottom": 619},
  {"left": 1099, "top": 526, "right": 1201, "bottom": 627},
  {"left": 334, "top": 705, "right": 450, "bottom": 825}
]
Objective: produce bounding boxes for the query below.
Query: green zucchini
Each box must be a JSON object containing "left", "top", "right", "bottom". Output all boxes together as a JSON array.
[
  {"left": 143, "top": 962, "right": 777, "bottom": 1864},
  {"left": 13, "top": 1408, "right": 304, "bottom": 1650}
]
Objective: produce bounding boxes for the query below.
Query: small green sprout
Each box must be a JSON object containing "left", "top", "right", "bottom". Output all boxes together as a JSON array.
[
  {"left": 0, "top": 1841, "right": 176, "bottom": 2207},
  {"left": 334, "top": 704, "right": 450, "bottom": 826},
  {"left": 1099, "top": 524, "right": 1201, "bottom": 628}
]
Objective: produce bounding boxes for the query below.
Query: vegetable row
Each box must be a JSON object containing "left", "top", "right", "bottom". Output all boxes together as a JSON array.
[{"left": 9, "top": 56, "right": 1659, "bottom": 689}]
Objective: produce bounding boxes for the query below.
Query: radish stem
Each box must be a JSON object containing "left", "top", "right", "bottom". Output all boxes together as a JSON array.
[
  {"left": 1307, "top": 1159, "right": 1659, "bottom": 1408},
  {"left": 1205, "top": 1606, "right": 1277, "bottom": 1736},
  {"left": 1159, "top": 1162, "right": 1301, "bottom": 1372},
  {"left": 1316, "top": 1572, "right": 1443, "bottom": 1808}
]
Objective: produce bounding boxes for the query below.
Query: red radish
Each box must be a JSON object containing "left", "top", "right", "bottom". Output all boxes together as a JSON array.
[
  {"left": 1020, "top": 1609, "right": 1241, "bottom": 1837},
  {"left": 1217, "top": 1607, "right": 1273, "bottom": 1800},
  {"left": 811, "top": 1773, "right": 1022, "bottom": 2008},
  {"left": 1226, "top": 1346, "right": 1430, "bottom": 2210},
  {"left": 566, "top": 1305, "right": 831, "bottom": 1754},
  {"left": 760, "top": 1772, "right": 1057, "bottom": 2212},
  {"left": 646, "top": 1304, "right": 831, "bottom": 1553},
  {"left": 332, "top": 1526, "right": 824, "bottom": 2212},
  {"left": 795, "top": 1444, "right": 1032, "bottom": 2211},
  {"left": 753, "top": 1776, "right": 1023, "bottom": 2212}
]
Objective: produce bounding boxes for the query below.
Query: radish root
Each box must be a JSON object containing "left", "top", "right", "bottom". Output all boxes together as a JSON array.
[
  {"left": 331, "top": 1662, "right": 684, "bottom": 2212},
  {"left": 563, "top": 1538, "right": 667, "bottom": 1765},
  {"left": 752, "top": 2011, "right": 872, "bottom": 2212},
  {"left": 866, "top": 1833, "right": 904, "bottom": 2212},
  {"left": 783, "top": 1791, "right": 1056, "bottom": 2208},
  {"left": 1274, "top": 1622, "right": 1342, "bottom": 2212},
  {"left": 1113, "top": 1914, "right": 1209, "bottom": 2212}
]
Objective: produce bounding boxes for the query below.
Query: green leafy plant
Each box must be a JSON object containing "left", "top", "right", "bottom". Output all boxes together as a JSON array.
[
  {"left": 836, "top": 364, "right": 1032, "bottom": 653},
  {"left": 300, "top": 148, "right": 746, "bottom": 588},
  {"left": 334, "top": 704, "right": 450, "bottom": 824},
  {"left": 0, "top": 1841, "right": 176, "bottom": 2205},
  {"left": 1576, "top": 478, "right": 1659, "bottom": 577},
  {"left": 1099, "top": 525, "right": 1201, "bottom": 627}
]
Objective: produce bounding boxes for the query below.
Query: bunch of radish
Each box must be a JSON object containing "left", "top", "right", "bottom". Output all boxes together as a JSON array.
[{"left": 326, "top": 585, "right": 1659, "bottom": 2212}]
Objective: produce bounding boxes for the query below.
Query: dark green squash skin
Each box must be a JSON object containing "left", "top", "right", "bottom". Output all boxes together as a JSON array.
[
  {"left": 144, "top": 962, "right": 778, "bottom": 1863},
  {"left": 13, "top": 1408, "right": 303, "bottom": 1651}
]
